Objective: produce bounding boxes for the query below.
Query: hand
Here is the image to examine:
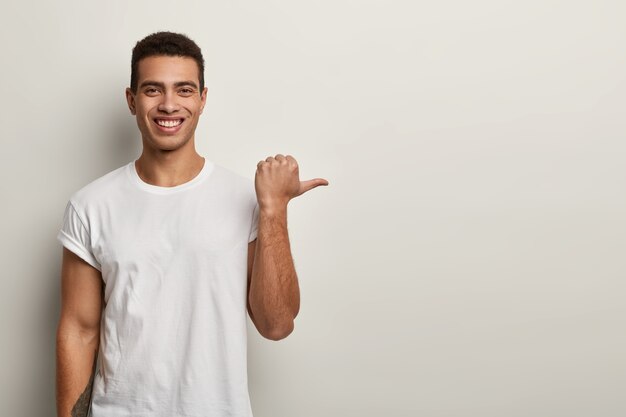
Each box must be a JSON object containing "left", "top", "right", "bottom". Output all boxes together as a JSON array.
[{"left": 255, "top": 154, "right": 328, "bottom": 210}]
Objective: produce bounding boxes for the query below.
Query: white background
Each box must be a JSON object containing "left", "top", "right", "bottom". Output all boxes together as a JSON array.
[{"left": 1, "top": 1, "right": 625, "bottom": 416}]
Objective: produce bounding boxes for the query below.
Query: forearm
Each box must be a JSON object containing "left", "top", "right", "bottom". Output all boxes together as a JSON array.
[
  {"left": 56, "top": 321, "right": 99, "bottom": 417},
  {"left": 249, "top": 206, "right": 300, "bottom": 340}
]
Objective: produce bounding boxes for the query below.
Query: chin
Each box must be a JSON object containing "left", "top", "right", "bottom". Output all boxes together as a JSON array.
[{"left": 141, "top": 136, "right": 189, "bottom": 152}]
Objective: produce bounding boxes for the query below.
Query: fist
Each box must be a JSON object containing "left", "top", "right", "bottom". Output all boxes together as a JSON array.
[{"left": 255, "top": 154, "right": 328, "bottom": 209}]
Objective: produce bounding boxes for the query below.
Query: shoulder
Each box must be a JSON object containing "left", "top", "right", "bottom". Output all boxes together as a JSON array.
[
  {"left": 211, "top": 163, "right": 253, "bottom": 186},
  {"left": 207, "top": 163, "right": 258, "bottom": 215},
  {"left": 210, "top": 163, "right": 255, "bottom": 196},
  {"left": 68, "top": 162, "right": 131, "bottom": 210}
]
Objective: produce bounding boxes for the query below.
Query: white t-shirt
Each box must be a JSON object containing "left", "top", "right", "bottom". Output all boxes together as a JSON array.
[{"left": 57, "top": 158, "right": 259, "bottom": 417}]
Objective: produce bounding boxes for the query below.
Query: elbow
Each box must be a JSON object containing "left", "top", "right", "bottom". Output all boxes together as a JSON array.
[
  {"left": 57, "top": 317, "right": 101, "bottom": 347},
  {"left": 262, "top": 320, "right": 295, "bottom": 341}
]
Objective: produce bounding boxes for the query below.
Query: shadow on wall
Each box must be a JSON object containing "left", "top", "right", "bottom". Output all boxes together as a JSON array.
[{"left": 105, "top": 98, "right": 142, "bottom": 165}]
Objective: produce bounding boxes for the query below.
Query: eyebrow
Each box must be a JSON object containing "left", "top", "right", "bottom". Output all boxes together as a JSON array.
[{"left": 139, "top": 80, "right": 199, "bottom": 89}]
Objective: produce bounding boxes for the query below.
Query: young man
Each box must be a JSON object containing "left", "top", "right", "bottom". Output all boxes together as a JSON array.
[{"left": 55, "top": 31, "right": 328, "bottom": 417}]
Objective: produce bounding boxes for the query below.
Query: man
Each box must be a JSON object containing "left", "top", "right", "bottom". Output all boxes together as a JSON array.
[{"left": 55, "top": 31, "right": 328, "bottom": 417}]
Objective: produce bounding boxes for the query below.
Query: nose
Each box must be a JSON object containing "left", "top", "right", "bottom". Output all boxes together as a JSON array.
[{"left": 157, "top": 91, "right": 180, "bottom": 113}]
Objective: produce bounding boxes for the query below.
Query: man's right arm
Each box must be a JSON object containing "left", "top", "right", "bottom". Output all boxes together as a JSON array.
[{"left": 56, "top": 247, "right": 103, "bottom": 417}]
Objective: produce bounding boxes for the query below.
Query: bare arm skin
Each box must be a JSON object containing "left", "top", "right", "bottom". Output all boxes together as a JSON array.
[
  {"left": 56, "top": 248, "right": 103, "bottom": 417},
  {"left": 247, "top": 209, "right": 299, "bottom": 340},
  {"left": 247, "top": 154, "right": 328, "bottom": 340}
]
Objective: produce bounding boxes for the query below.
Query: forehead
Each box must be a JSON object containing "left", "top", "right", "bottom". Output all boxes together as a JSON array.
[{"left": 136, "top": 55, "right": 200, "bottom": 85}]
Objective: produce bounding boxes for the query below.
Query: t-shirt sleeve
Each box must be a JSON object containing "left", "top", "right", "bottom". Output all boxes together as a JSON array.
[
  {"left": 248, "top": 201, "right": 259, "bottom": 243},
  {"left": 56, "top": 200, "right": 102, "bottom": 271}
]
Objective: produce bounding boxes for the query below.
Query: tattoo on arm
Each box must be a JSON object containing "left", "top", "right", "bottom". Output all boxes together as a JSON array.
[{"left": 71, "top": 349, "right": 97, "bottom": 417}]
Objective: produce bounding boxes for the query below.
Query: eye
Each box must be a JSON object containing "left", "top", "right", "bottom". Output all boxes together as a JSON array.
[
  {"left": 180, "top": 88, "right": 194, "bottom": 95},
  {"left": 144, "top": 88, "right": 160, "bottom": 95}
]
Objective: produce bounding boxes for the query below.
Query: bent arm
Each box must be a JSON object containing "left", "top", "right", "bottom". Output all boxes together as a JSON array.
[
  {"left": 56, "top": 247, "right": 103, "bottom": 417},
  {"left": 247, "top": 153, "right": 327, "bottom": 341}
]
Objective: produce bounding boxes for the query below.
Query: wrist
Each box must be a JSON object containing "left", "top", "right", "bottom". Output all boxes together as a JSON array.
[{"left": 259, "top": 201, "right": 288, "bottom": 217}]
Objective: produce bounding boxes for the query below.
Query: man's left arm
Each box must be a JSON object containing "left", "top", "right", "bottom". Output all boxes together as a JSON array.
[{"left": 247, "top": 154, "right": 328, "bottom": 341}]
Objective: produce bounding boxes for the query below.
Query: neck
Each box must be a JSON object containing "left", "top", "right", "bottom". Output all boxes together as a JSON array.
[{"left": 134, "top": 148, "right": 205, "bottom": 187}]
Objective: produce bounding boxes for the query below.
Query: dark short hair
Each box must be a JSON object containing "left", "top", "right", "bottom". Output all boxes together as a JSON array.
[{"left": 130, "top": 31, "right": 205, "bottom": 93}]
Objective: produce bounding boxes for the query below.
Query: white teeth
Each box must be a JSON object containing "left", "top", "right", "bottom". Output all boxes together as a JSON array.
[{"left": 156, "top": 119, "right": 182, "bottom": 127}]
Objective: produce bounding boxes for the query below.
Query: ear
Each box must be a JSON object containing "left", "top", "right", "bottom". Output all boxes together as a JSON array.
[
  {"left": 125, "top": 87, "right": 136, "bottom": 115},
  {"left": 199, "top": 87, "right": 208, "bottom": 114}
]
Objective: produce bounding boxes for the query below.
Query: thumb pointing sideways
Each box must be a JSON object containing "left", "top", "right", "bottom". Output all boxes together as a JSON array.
[{"left": 298, "top": 178, "right": 330, "bottom": 196}]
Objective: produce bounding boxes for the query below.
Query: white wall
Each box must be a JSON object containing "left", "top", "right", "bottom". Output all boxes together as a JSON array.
[{"left": 1, "top": 1, "right": 625, "bottom": 416}]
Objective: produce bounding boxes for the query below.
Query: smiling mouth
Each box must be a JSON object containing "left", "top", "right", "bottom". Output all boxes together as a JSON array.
[{"left": 154, "top": 118, "right": 184, "bottom": 128}]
